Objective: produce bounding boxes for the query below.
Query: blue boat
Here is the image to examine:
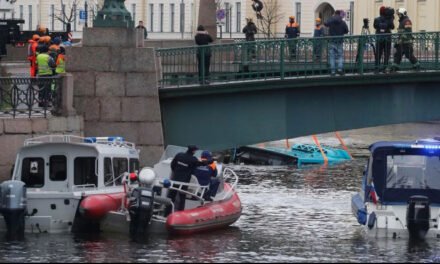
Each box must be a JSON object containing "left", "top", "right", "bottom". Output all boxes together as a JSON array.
[{"left": 229, "top": 144, "right": 351, "bottom": 166}]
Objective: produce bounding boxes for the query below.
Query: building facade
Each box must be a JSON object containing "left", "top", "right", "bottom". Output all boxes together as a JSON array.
[
  {"left": 354, "top": 0, "right": 440, "bottom": 35},
  {"left": 4, "top": 0, "right": 434, "bottom": 40}
]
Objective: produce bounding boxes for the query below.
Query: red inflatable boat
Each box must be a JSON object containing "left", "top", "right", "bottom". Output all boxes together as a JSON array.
[
  {"left": 166, "top": 183, "right": 242, "bottom": 235},
  {"left": 79, "top": 192, "right": 125, "bottom": 221}
]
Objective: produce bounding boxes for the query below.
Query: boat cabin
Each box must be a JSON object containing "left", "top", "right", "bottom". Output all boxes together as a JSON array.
[
  {"left": 11, "top": 136, "right": 140, "bottom": 192},
  {"left": 364, "top": 139, "right": 440, "bottom": 205}
]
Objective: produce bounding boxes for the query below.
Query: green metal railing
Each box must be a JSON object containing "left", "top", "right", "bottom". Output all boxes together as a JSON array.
[{"left": 156, "top": 32, "right": 440, "bottom": 88}]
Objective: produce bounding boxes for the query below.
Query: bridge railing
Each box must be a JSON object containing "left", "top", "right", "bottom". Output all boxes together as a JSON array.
[
  {"left": 0, "top": 76, "right": 62, "bottom": 118},
  {"left": 156, "top": 31, "right": 440, "bottom": 88}
]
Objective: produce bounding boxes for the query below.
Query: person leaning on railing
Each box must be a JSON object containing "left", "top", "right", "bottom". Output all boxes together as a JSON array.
[
  {"left": 390, "top": 8, "right": 420, "bottom": 72},
  {"left": 285, "top": 16, "right": 300, "bottom": 60},
  {"left": 195, "top": 25, "right": 214, "bottom": 85}
]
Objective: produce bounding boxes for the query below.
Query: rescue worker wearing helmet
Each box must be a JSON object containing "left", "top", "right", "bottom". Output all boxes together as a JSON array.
[
  {"left": 193, "top": 151, "right": 220, "bottom": 202},
  {"left": 391, "top": 7, "right": 420, "bottom": 72},
  {"left": 27, "top": 34, "right": 40, "bottom": 77},
  {"left": 35, "top": 44, "right": 56, "bottom": 107},
  {"left": 313, "top": 18, "right": 325, "bottom": 62},
  {"left": 285, "top": 16, "right": 300, "bottom": 60}
]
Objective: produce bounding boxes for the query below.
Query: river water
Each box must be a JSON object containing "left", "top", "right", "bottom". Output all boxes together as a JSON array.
[{"left": 1, "top": 124, "right": 440, "bottom": 263}]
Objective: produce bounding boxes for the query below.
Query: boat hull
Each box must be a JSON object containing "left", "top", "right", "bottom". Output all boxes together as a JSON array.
[
  {"left": 79, "top": 192, "right": 125, "bottom": 221},
  {"left": 166, "top": 183, "right": 242, "bottom": 235}
]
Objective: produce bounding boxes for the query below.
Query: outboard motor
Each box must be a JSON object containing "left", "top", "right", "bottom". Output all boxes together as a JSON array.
[
  {"left": 128, "top": 187, "right": 155, "bottom": 237},
  {"left": 128, "top": 167, "right": 157, "bottom": 237},
  {"left": 406, "top": 195, "right": 430, "bottom": 239},
  {"left": 0, "top": 181, "right": 27, "bottom": 239}
]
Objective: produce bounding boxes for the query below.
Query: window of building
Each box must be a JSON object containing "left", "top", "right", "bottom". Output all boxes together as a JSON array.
[
  {"left": 129, "top": 159, "right": 140, "bottom": 173},
  {"left": 149, "top": 4, "right": 154, "bottom": 32},
  {"left": 180, "top": 2, "right": 185, "bottom": 33},
  {"left": 104, "top": 158, "right": 113, "bottom": 186},
  {"left": 51, "top": 5, "right": 55, "bottom": 31},
  {"left": 236, "top": 2, "right": 241, "bottom": 32},
  {"left": 28, "top": 5, "right": 32, "bottom": 30},
  {"left": 160, "top": 4, "right": 164, "bottom": 32},
  {"left": 19, "top": 5, "right": 23, "bottom": 19},
  {"left": 21, "top": 158, "right": 45, "bottom": 188},
  {"left": 62, "top": 4, "right": 66, "bottom": 31},
  {"left": 225, "top": 3, "right": 231, "bottom": 33},
  {"left": 113, "top": 158, "right": 128, "bottom": 185},
  {"left": 73, "top": 4, "right": 77, "bottom": 31},
  {"left": 50, "top": 156, "right": 67, "bottom": 181},
  {"left": 74, "top": 157, "right": 97, "bottom": 186},
  {"left": 132, "top": 4, "right": 136, "bottom": 25},
  {"left": 295, "top": 2, "right": 301, "bottom": 26},
  {"left": 170, "top": 4, "right": 175, "bottom": 32}
]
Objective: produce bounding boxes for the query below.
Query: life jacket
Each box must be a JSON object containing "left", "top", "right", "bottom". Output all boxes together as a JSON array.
[
  {"left": 36, "top": 53, "right": 53, "bottom": 76},
  {"left": 56, "top": 54, "right": 65, "bottom": 74}
]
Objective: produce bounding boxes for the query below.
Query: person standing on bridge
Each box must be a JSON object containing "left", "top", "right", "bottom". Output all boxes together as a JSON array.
[
  {"left": 313, "top": 18, "right": 325, "bottom": 62},
  {"left": 391, "top": 8, "right": 420, "bottom": 72},
  {"left": 243, "top": 18, "right": 258, "bottom": 60},
  {"left": 325, "top": 10, "right": 349, "bottom": 76},
  {"left": 285, "top": 16, "right": 300, "bottom": 61},
  {"left": 373, "top": 6, "right": 395, "bottom": 73},
  {"left": 36, "top": 45, "right": 56, "bottom": 107},
  {"left": 195, "top": 25, "right": 214, "bottom": 85}
]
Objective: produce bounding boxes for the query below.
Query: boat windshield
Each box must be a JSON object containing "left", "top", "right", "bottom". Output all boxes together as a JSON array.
[{"left": 386, "top": 155, "right": 440, "bottom": 190}]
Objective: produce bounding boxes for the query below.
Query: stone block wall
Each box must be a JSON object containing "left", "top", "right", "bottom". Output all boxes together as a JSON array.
[
  {"left": 0, "top": 116, "right": 84, "bottom": 182},
  {"left": 67, "top": 28, "right": 165, "bottom": 167}
]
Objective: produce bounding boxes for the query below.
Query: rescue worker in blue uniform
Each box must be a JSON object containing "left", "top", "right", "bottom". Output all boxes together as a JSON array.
[
  {"left": 285, "top": 16, "right": 300, "bottom": 60},
  {"left": 193, "top": 151, "right": 220, "bottom": 201},
  {"left": 166, "top": 145, "right": 206, "bottom": 214}
]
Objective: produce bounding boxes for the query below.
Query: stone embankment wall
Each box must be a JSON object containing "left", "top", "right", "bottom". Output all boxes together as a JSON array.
[{"left": 0, "top": 116, "right": 83, "bottom": 182}]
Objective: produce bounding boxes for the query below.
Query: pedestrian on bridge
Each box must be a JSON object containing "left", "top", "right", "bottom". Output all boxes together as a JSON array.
[
  {"left": 195, "top": 25, "right": 214, "bottom": 85},
  {"left": 324, "top": 10, "right": 349, "bottom": 76},
  {"left": 313, "top": 18, "right": 325, "bottom": 62},
  {"left": 27, "top": 34, "right": 40, "bottom": 77},
  {"left": 242, "top": 18, "right": 258, "bottom": 60},
  {"left": 391, "top": 8, "right": 420, "bottom": 72},
  {"left": 285, "top": 16, "right": 300, "bottom": 61}
]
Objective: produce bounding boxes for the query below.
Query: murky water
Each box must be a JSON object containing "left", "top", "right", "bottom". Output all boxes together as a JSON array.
[{"left": 1, "top": 156, "right": 440, "bottom": 263}]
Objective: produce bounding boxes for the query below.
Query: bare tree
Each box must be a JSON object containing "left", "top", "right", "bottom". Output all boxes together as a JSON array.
[
  {"left": 255, "top": 0, "right": 284, "bottom": 39},
  {"left": 52, "top": 0, "right": 81, "bottom": 31}
]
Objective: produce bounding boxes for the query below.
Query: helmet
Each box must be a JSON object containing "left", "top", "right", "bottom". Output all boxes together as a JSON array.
[
  {"left": 315, "top": 18, "right": 321, "bottom": 23},
  {"left": 289, "top": 16, "right": 295, "bottom": 19},
  {"left": 32, "top": 34, "right": 40, "bottom": 41},
  {"left": 38, "top": 26, "right": 47, "bottom": 34},
  {"left": 397, "top": 7, "right": 407, "bottom": 16}
]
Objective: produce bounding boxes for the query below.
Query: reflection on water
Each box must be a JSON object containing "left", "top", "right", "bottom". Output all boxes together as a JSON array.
[{"left": 1, "top": 158, "right": 440, "bottom": 262}]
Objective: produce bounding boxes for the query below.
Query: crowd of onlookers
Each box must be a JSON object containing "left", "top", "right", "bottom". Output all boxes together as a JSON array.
[{"left": 194, "top": 6, "right": 421, "bottom": 83}]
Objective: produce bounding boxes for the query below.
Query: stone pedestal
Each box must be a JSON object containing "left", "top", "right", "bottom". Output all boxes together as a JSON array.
[{"left": 67, "top": 27, "right": 164, "bottom": 166}]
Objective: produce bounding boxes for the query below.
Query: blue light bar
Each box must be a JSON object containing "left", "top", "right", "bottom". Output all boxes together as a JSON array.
[
  {"left": 84, "top": 137, "right": 125, "bottom": 143},
  {"left": 410, "top": 144, "right": 440, "bottom": 150}
]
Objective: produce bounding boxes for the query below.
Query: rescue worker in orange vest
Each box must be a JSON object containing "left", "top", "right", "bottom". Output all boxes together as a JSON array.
[
  {"left": 313, "top": 18, "right": 325, "bottom": 62},
  {"left": 27, "top": 34, "right": 40, "bottom": 77},
  {"left": 193, "top": 151, "right": 220, "bottom": 201},
  {"left": 49, "top": 37, "right": 61, "bottom": 57},
  {"left": 55, "top": 46, "right": 66, "bottom": 74},
  {"left": 285, "top": 16, "right": 300, "bottom": 60}
]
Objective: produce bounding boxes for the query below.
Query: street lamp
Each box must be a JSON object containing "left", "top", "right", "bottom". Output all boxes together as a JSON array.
[{"left": 84, "top": 0, "right": 88, "bottom": 28}]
